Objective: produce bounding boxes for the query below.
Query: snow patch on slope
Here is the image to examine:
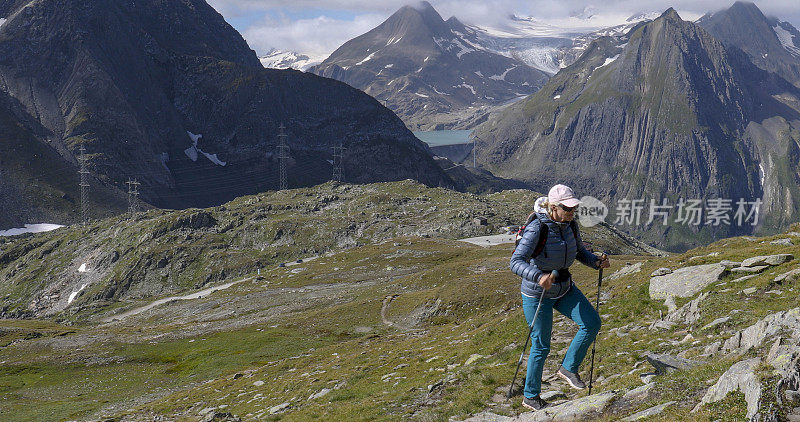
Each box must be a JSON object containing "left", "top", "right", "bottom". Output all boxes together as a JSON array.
[
  {"left": 68, "top": 283, "right": 88, "bottom": 305},
  {"left": 356, "top": 51, "right": 377, "bottom": 65},
  {"left": 455, "top": 83, "right": 476, "bottom": 95},
  {"left": 596, "top": 54, "right": 620, "bottom": 69},
  {"left": 185, "top": 132, "right": 226, "bottom": 166},
  {"left": 489, "top": 66, "right": 517, "bottom": 81},
  {"left": 773, "top": 23, "right": 800, "bottom": 56}
]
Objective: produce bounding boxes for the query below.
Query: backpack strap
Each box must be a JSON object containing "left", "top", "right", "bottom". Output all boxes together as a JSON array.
[
  {"left": 532, "top": 215, "right": 549, "bottom": 258},
  {"left": 524, "top": 211, "right": 538, "bottom": 226},
  {"left": 514, "top": 213, "right": 549, "bottom": 258}
]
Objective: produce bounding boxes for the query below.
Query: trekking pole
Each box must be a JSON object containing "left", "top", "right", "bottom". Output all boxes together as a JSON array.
[
  {"left": 507, "top": 286, "right": 548, "bottom": 399},
  {"left": 587, "top": 254, "right": 606, "bottom": 395}
]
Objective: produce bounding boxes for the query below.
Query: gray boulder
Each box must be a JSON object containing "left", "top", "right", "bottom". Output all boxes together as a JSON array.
[
  {"left": 607, "top": 262, "right": 643, "bottom": 281},
  {"left": 201, "top": 412, "right": 242, "bottom": 422},
  {"left": 621, "top": 401, "right": 676, "bottom": 421},
  {"left": 775, "top": 268, "right": 800, "bottom": 283},
  {"left": 621, "top": 383, "right": 657, "bottom": 404},
  {"left": 540, "top": 390, "right": 568, "bottom": 401},
  {"left": 639, "top": 373, "right": 657, "bottom": 384},
  {"left": 730, "top": 265, "right": 768, "bottom": 273},
  {"left": 651, "top": 268, "right": 672, "bottom": 277},
  {"left": 308, "top": 388, "right": 331, "bottom": 400},
  {"left": 665, "top": 292, "right": 709, "bottom": 325},
  {"left": 730, "top": 274, "right": 758, "bottom": 284},
  {"left": 722, "top": 308, "right": 800, "bottom": 354},
  {"left": 519, "top": 391, "right": 618, "bottom": 421},
  {"left": 649, "top": 320, "right": 676, "bottom": 330},
  {"left": 645, "top": 353, "right": 704, "bottom": 374},
  {"left": 693, "top": 358, "right": 761, "bottom": 419},
  {"left": 701, "top": 316, "right": 731, "bottom": 331},
  {"left": 770, "top": 238, "right": 794, "bottom": 245},
  {"left": 703, "top": 340, "right": 723, "bottom": 355},
  {"left": 718, "top": 260, "right": 742, "bottom": 268},
  {"left": 741, "top": 254, "right": 793, "bottom": 267},
  {"left": 767, "top": 339, "right": 798, "bottom": 376},
  {"left": 649, "top": 264, "right": 726, "bottom": 300},
  {"left": 269, "top": 402, "right": 291, "bottom": 414},
  {"left": 457, "top": 411, "right": 514, "bottom": 422}
]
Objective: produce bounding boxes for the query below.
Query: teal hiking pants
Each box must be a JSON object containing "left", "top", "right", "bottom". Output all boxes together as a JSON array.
[{"left": 521, "top": 284, "right": 601, "bottom": 399}]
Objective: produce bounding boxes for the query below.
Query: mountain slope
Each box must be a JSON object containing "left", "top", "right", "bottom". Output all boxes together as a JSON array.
[
  {"left": 1, "top": 182, "right": 799, "bottom": 421},
  {"left": 473, "top": 8, "right": 800, "bottom": 251},
  {"left": 310, "top": 1, "right": 550, "bottom": 130},
  {"left": 0, "top": 0, "right": 450, "bottom": 228},
  {"left": 0, "top": 89, "right": 128, "bottom": 227},
  {"left": 697, "top": 1, "right": 800, "bottom": 88},
  {"left": 0, "top": 180, "right": 658, "bottom": 319}
]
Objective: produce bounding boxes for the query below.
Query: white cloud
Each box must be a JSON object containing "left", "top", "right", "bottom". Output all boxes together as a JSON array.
[
  {"left": 209, "top": 0, "right": 800, "bottom": 56},
  {"left": 243, "top": 13, "right": 385, "bottom": 57}
]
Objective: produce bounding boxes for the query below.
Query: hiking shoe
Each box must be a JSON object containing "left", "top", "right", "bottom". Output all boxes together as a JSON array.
[
  {"left": 522, "top": 395, "right": 548, "bottom": 410},
  {"left": 558, "top": 366, "right": 586, "bottom": 390}
]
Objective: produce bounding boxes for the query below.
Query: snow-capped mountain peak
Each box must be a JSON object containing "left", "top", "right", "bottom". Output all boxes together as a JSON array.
[
  {"left": 259, "top": 49, "right": 325, "bottom": 71},
  {"left": 465, "top": 11, "right": 658, "bottom": 75}
]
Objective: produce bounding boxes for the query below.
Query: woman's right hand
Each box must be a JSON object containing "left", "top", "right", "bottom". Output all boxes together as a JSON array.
[{"left": 538, "top": 272, "right": 554, "bottom": 290}]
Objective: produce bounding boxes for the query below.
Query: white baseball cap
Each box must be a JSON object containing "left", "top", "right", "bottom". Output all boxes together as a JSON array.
[{"left": 548, "top": 184, "right": 581, "bottom": 207}]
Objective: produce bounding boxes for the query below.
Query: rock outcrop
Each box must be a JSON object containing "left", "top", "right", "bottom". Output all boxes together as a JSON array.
[
  {"left": 645, "top": 353, "right": 704, "bottom": 375},
  {"left": 649, "top": 264, "right": 726, "bottom": 300},
  {"left": 721, "top": 308, "right": 800, "bottom": 354},
  {"left": 694, "top": 358, "right": 762, "bottom": 419}
]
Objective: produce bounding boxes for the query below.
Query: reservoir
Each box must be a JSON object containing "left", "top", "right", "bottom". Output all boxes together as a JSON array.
[{"left": 412, "top": 130, "right": 472, "bottom": 147}]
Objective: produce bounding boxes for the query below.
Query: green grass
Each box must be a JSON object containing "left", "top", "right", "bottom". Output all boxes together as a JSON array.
[{"left": 2, "top": 184, "right": 799, "bottom": 421}]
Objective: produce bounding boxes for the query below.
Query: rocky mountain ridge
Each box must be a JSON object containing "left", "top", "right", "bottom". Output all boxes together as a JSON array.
[
  {"left": 0, "top": 0, "right": 450, "bottom": 229},
  {"left": 310, "top": 1, "right": 550, "bottom": 130},
  {"left": 473, "top": 6, "right": 800, "bottom": 251},
  {"left": 698, "top": 1, "right": 800, "bottom": 88}
]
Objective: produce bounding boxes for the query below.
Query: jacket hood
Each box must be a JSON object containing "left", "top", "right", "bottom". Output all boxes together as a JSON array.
[{"left": 534, "top": 196, "right": 548, "bottom": 214}]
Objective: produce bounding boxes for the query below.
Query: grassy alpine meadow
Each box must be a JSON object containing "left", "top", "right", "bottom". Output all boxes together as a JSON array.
[{"left": 0, "top": 184, "right": 798, "bottom": 421}]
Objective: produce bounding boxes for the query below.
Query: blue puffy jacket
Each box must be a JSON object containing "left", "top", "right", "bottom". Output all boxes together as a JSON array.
[{"left": 510, "top": 212, "right": 599, "bottom": 298}]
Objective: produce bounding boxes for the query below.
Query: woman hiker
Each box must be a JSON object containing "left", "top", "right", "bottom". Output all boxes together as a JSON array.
[{"left": 509, "top": 184, "right": 610, "bottom": 410}]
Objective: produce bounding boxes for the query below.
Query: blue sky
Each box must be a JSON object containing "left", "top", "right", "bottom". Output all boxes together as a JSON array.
[{"left": 206, "top": 0, "right": 800, "bottom": 58}]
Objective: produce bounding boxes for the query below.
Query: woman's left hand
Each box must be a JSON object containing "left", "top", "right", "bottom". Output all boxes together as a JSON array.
[{"left": 598, "top": 254, "right": 610, "bottom": 269}]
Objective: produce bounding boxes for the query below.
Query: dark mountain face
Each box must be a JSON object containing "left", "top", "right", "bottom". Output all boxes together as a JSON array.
[
  {"left": 310, "top": 1, "right": 550, "bottom": 130},
  {"left": 697, "top": 1, "right": 800, "bottom": 88},
  {"left": 0, "top": 0, "right": 450, "bottom": 228},
  {"left": 473, "top": 8, "right": 800, "bottom": 251}
]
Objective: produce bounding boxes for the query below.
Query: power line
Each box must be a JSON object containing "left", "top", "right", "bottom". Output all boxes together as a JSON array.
[
  {"left": 278, "top": 123, "right": 289, "bottom": 191},
  {"left": 472, "top": 136, "right": 477, "bottom": 168},
  {"left": 78, "top": 144, "right": 90, "bottom": 225},
  {"left": 126, "top": 178, "right": 140, "bottom": 217},
  {"left": 332, "top": 142, "right": 346, "bottom": 182}
]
